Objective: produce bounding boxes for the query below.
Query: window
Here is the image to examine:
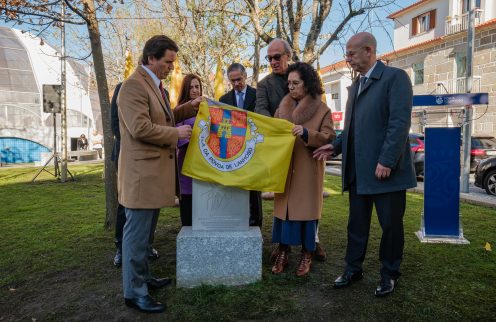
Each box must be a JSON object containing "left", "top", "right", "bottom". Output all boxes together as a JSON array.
[
  {"left": 462, "top": 0, "right": 481, "bottom": 13},
  {"left": 331, "top": 93, "right": 339, "bottom": 100},
  {"left": 411, "top": 10, "right": 436, "bottom": 36},
  {"left": 456, "top": 52, "right": 467, "bottom": 78},
  {"left": 412, "top": 62, "right": 424, "bottom": 85},
  {"left": 419, "top": 13, "right": 430, "bottom": 33},
  {"left": 471, "top": 137, "right": 496, "bottom": 149}
]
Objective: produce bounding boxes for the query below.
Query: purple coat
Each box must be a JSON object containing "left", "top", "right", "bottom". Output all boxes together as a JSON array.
[{"left": 176, "top": 116, "right": 196, "bottom": 195}]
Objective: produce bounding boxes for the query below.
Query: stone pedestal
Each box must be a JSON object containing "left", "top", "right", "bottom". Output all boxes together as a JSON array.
[
  {"left": 176, "top": 179, "right": 263, "bottom": 288},
  {"left": 192, "top": 179, "right": 249, "bottom": 231},
  {"left": 176, "top": 227, "right": 262, "bottom": 288}
]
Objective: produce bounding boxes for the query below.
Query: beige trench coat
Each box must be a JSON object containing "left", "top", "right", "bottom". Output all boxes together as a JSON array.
[
  {"left": 117, "top": 66, "right": 196, "bottom": 209},
  {"left": 274, "top": 94, "right": 335, "bottom": 221}
]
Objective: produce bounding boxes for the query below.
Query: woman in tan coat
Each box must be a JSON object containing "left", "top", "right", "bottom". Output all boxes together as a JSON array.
[{"left": 272, "top": 62, "right": 335, "bottom": 276}]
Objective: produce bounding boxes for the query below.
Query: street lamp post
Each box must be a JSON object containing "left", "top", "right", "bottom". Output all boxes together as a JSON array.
[{"left": 461, "top": 0, "right": 476, "bottom": 193}]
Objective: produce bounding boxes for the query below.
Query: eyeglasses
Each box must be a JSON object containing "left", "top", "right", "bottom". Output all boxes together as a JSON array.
[
  {"left": 288, "top": 81, "right": 303, "bottom": 88},
  {"left": 344, "top": 47, "right": 370, "bottom": 58},
  {"left": 265, "top": 53, "right": 285, "bottom": 62},
  {"left": 229, "top": 77, "right": 244, "bottom": 84},
  {"left": 344, "top": 47, "right": 368, "bottom": 58}
]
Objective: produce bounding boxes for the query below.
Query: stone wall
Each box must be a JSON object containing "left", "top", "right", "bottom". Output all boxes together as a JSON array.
[{"left": 387, "top": 26, "right": 496, "bottom": 136}]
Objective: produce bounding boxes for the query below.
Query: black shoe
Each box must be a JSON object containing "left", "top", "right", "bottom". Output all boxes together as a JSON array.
[
  {"left": 147, "top": 277, "right": 172, "bottom": 290},
  {"left": 148, "top": 248, "right": 159, "bottom": 260},
  {"left": 333, "top": 270, "right": 364, "bottom": 289},
  {"left": 375, "top": 277, "right": 398, "bottom": 297},
  {"left": 314, "top": 242, "right": 327, "bottom": 262},
  {"left": 124, "top": 295, "right": 165, "bottom": 313},
  {"left": 113, "top": 249, "right": 122, "bottom": 267}
]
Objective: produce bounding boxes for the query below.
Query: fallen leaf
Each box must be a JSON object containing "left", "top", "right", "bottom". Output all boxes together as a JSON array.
[{"left": 484, "top": 242, "right": 492, "bottom": 251}]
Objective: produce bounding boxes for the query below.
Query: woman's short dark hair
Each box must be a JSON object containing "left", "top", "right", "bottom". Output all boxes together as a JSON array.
[
  {"left": 287, "top": 62, "right": 324, "bottom": 99},
  {"left": 177, "top": 74, "right": 202, "bottom": 106},
  {"left": 142, "top": 35, "right": 179, "bottom": 65}
]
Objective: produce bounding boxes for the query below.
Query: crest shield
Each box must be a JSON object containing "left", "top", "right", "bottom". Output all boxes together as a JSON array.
[{"left": 207, "top": 108, "right": 247, "bottom": 159}]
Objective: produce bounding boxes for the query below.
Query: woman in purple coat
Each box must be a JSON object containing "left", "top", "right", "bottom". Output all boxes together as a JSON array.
[{"left": 175, "top": 74, "right": 204, "bottom": 226}]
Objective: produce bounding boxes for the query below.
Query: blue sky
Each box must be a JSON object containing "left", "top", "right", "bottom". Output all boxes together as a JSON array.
[
  {"left": 1, "top": 0, "right": 418, "bottom": 69},
  {"left": 318, "top": 0, "right": 418, "bottom": 67}
]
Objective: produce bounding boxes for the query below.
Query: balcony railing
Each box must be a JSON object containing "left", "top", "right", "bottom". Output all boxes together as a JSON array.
[
  {"left": 436, "top": 76, "right": 481, "bottom": 94},
  {"left": 445, "top": 9, "right": 483, "bottom": 35}
]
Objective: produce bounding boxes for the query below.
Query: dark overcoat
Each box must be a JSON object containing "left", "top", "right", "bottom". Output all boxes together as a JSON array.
[{"left": 333, "top": 60, "right": 417, "bottom": 194}]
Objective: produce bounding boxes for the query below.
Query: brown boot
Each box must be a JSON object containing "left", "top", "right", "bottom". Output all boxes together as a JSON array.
[
  {"left": 296, "top": 250, "right": 312, "bottom": 276},
  {"left": 271, "top": 250, "right": 289, "bottom": 274},
  {"left": 314, "top": 242, "right": 327, "bottom": 262},
  {"left": 270, "top": 244, "right": 291, "bottom": 262}
]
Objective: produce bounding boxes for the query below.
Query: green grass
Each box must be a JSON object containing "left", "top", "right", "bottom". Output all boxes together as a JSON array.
[{"left": 0, "top": 163, "right": 495, "bottom": 321}]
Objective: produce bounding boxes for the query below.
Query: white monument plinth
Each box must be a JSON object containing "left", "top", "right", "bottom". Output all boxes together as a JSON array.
[{"left": 176, "top": 179, "right": 263, "bottom": 288}]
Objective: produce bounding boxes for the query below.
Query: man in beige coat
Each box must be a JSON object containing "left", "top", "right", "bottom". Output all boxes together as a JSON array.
[{"left": 117, "top": 35, "right": 198, "bottom": 313}]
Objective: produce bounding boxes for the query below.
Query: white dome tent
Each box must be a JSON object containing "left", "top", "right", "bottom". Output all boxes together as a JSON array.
[{"left": 0, "top": 26, "right": 101, "bottom": 164}]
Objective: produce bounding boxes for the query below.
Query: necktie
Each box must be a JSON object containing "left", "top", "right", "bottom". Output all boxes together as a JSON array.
[
  {"left": 158, "top": 82, "right": 173, "bottom": 119},
  {"left": 158, "top": 82, "right": 167, "bottom": 102},
  {"left": 359, "top": 76, "right": 368, "bottom": 94},
  {"left": 237, "top": 91, "right": 245, "bottom": 109}
]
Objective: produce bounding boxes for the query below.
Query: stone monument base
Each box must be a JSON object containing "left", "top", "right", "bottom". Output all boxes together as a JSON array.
[{"left": 176, "top": 227, "right": 262, "bottom": 288}]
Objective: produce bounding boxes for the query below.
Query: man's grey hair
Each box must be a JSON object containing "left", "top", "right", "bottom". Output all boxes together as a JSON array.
[
  {"left": 227, "top": 62, "right": 246, "bottom": 75},
  {"left": 270, "top": 38, "right": 292, "bottom": 56}
]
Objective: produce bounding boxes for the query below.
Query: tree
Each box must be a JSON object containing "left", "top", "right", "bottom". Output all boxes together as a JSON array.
[
  {"left": 1, "top": 0, "right": 119, "bottom": 230},
  {"left": 244, "top": 0, "right": 396, "bottom": 63},
  {"left": 160, "top": 0, "right": 249, "bottom": 96}
]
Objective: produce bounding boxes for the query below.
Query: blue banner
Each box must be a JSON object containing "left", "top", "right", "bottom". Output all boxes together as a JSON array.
[
  {"left": 413, "top": 93, "right": 489, "bottom": 106},
  {"left": 424, "top": 127, "right": 460, "bottom": 237}
]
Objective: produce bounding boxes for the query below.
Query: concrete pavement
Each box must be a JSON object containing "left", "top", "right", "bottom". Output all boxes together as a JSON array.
[{"left": 325, "top": 164, "right": 496, "bottom": 209}]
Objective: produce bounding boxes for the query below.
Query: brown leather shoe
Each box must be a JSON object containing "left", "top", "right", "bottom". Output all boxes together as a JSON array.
[
  {"left": 271, "top": 250, "right": 289, "bottom": 274},
  {"left": 296, "top": 251, "right": 312, "bottom": 276},
  {"left": 270, "top": 244, "right": 291, "bottom": 262},
  {"left": 314, "top": 242, "right": 327, "bottom": 262}
]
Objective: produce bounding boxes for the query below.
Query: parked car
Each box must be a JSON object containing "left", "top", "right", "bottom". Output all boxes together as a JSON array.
[
  {"left": 474, "top": 156, "right": 496, "bottom": 196},
  {"left": 409, "top": 133, "right": 424, "bottom": 177},
  {"left": 470, "top": 135, "right": 496, "bottom": 172}
]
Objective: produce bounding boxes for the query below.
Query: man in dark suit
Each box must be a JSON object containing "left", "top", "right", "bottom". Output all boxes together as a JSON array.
[
  {"left": 313, "top": 32, "right": 416, "bottom": 297},
  {"left": 110, "top": 82, "right": 160, "bottom": 268},
  {"left": 219, "top": 63, "right": 263, "bottom": 227}
]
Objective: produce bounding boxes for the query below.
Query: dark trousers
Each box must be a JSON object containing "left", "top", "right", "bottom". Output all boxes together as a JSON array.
[
  {"left": 179, "top": 194, "right": 192, "bottom": 226},
  {"left": 249, "top": 191, "right": 263, "bottom": 227},
  {"left": 180, "top": 192, "right": 263, "bottom": 227},
  {"left": 122, "top": 208, "right": 159, "bottom": 298},
  {"left": 345, "top": 184, "right": 406, "bottom": 279},
  {"left": 115, "top": 203, "right": 159, "bottom": 251}
]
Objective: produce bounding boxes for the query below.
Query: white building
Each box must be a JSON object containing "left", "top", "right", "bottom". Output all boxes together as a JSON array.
[
  {"left": 0, "top": 27, "right": 101, "bottom": 164},
  {"left": 320, "top": 61, "right": 353, "bottom": 130},
  {"left": 320, "top": 0, "right": 496, "bottom": 136}
]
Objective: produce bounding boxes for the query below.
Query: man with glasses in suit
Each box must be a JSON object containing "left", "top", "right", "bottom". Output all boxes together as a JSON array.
[{"left": 220, "top": 63, "right": 263, "bottom": 228}]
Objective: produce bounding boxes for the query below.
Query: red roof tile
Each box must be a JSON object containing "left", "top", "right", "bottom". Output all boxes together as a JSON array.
[
  {"left": 320, "top": 60, "right": 348, "bottom": 74},
  {"left": 321, "top": 19, "right": 496, "bottom": 72},
  {"left": 380, "top": 18, "right": 496, "bottom": 59},
  {"left": 387, "top": 0, "right": 434, "bottom": 19}
]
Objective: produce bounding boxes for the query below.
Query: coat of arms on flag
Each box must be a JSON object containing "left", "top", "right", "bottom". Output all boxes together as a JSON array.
[
  {"left": 182, "top": 99, "right": 295, "bottom": 192},
  {"left": 198, "top": 106, "right": 264, "bottom": 172}
]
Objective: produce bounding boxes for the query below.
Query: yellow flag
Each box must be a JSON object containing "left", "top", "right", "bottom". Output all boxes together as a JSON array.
[
  {"left": 182, "top": 99, "right": 296, "bottom": 192},
  {"left": 123, "top": 49, "right": 134, "bottom": 80},
  {"left": 214, "top": 58, "right": 225, "bottom": 100},
  {"left": 317, "top": 60, "right": 327, "bottom": 104},
  {"left": 169, "top": 60, "right": 183, "bottom": 108}
]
